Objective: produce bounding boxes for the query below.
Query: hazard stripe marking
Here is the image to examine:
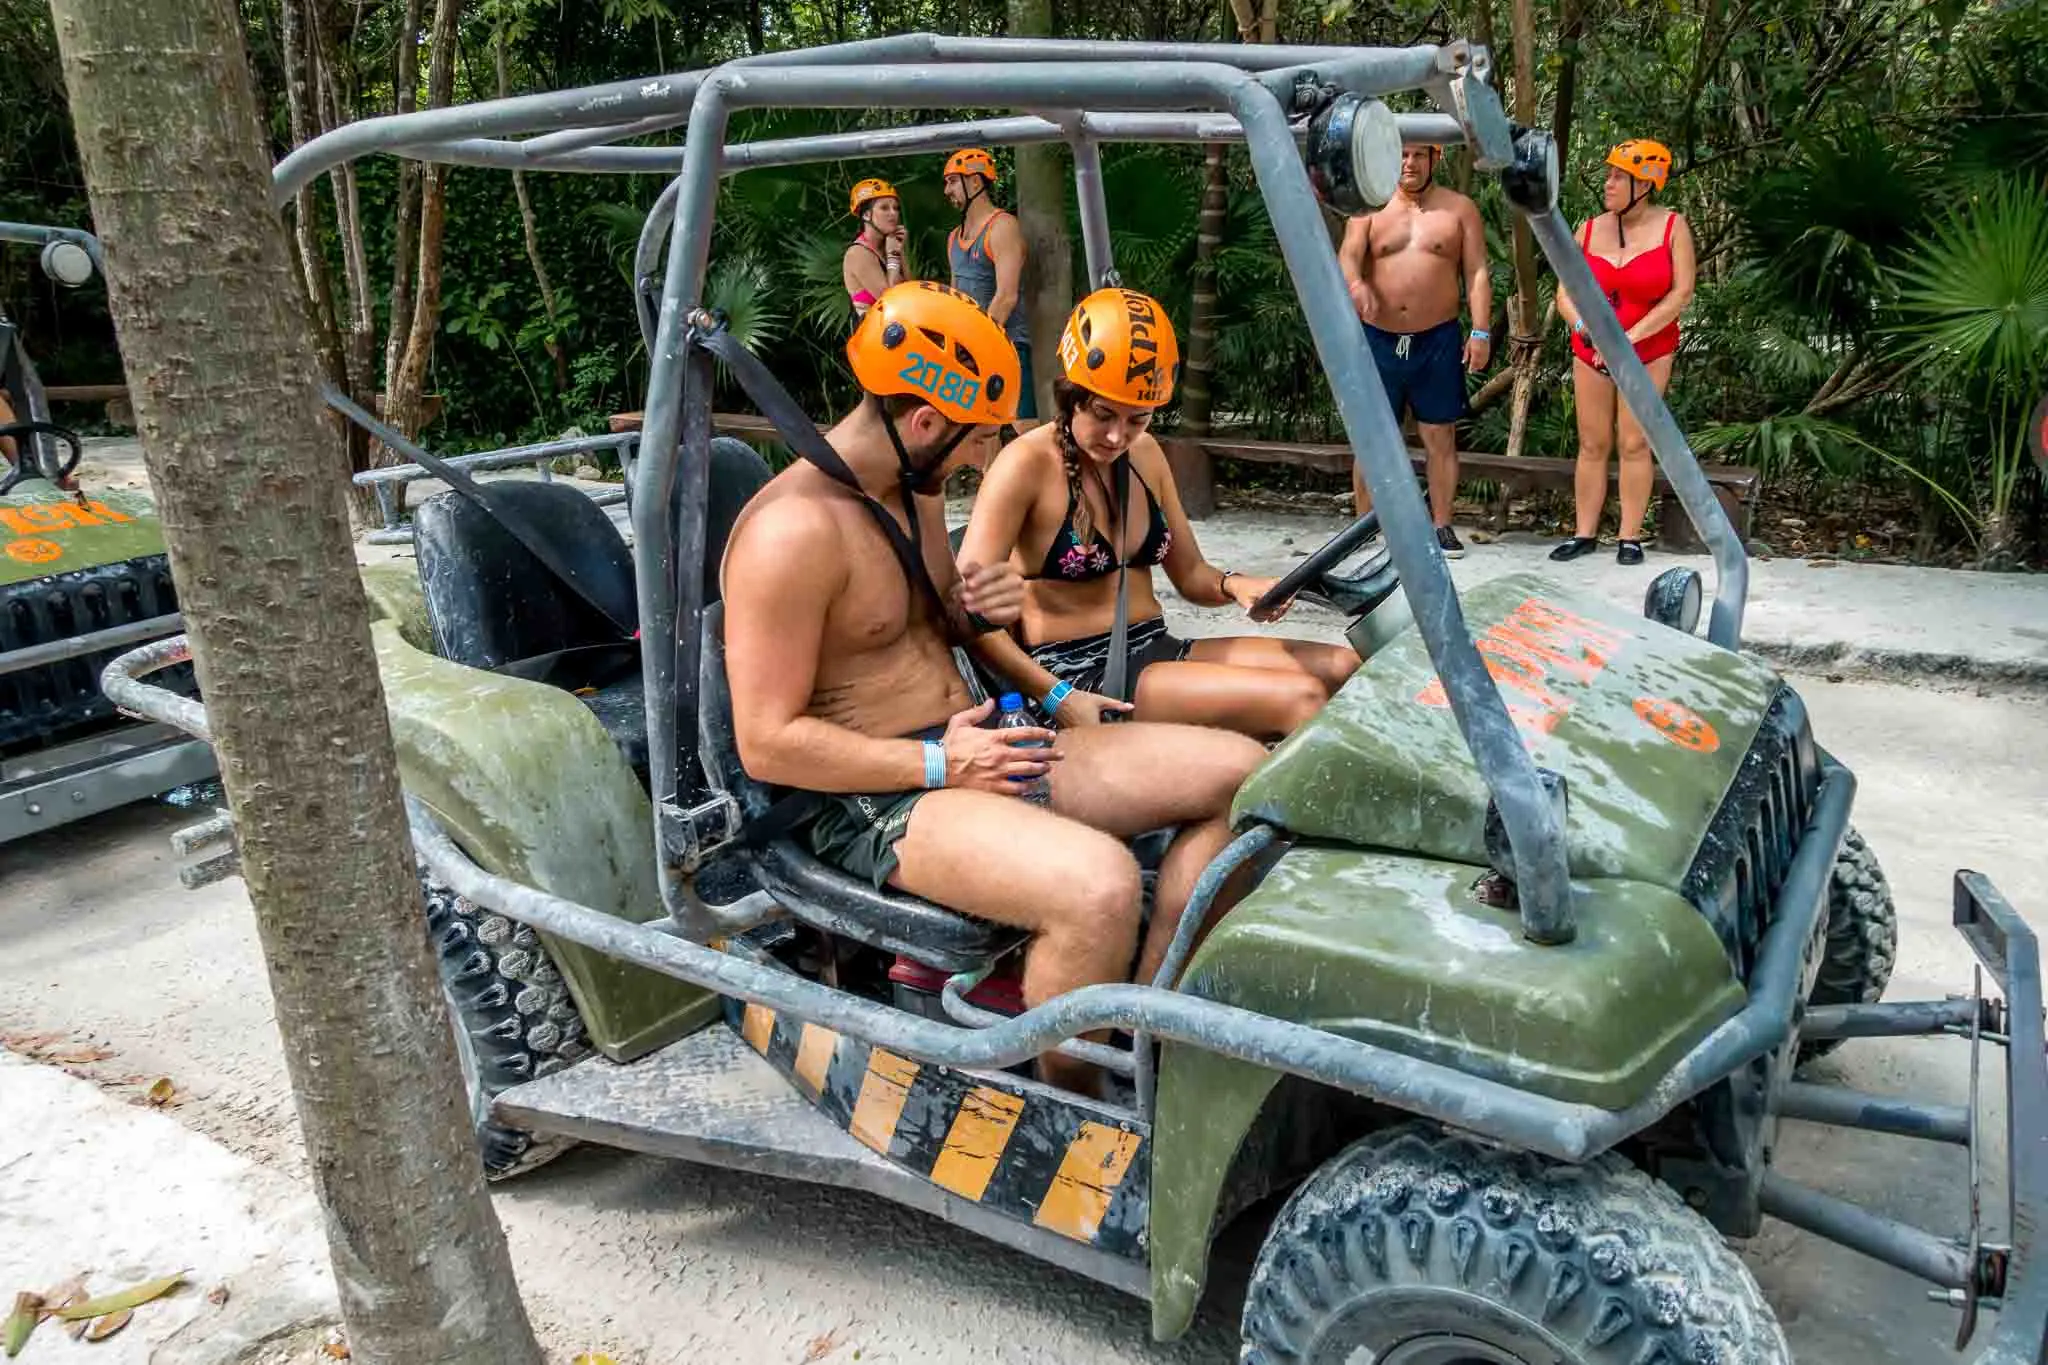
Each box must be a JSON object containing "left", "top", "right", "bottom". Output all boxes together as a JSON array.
[
  {"left": 740, "top": 1002, "right": 776, "bottom": 1054},
  {"left": 1033, "top": 1121, "right": 1144, "bottom": 1244},
  {"left": 849, "top": 1049, "right": 920, "bottom": 1154},
  {"left": 929, "top": 1086, "right": 1026, "bottom": 1202},
  {"left": 794, "top": 1023, "right": 838, "bottom": 1094}
]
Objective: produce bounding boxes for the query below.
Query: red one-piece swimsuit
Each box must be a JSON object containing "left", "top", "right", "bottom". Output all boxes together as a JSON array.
[{"left": 1570, "top": 211, "right": 1681, "bottom": 369}]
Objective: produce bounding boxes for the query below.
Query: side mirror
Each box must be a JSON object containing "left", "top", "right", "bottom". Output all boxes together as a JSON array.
[
  {"left": 1644, "top": 566, "right": 1704, "bottom": 634},
  {"left": 1303, "top": 93, "right": 1403, "bottom": 216},
  {"left": 39, "top": 239, "right": 95, "bottom": 288}
]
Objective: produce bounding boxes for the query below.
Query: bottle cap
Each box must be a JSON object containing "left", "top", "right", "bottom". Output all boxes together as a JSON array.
[{"left": 998, "top": 692, "right": 1024, "bottom": 711}]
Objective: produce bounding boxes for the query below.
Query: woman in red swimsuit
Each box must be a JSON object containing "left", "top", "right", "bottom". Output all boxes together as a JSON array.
[{"left": 1550, "top": 138, "right": 1697, "bottom": 566}]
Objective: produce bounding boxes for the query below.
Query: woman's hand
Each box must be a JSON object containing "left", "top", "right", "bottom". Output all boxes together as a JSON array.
[
  {"left": 1226, "top": 572, "right": 1292, "bottom": 622},
  {"left": 1048, "top": 689, "right": 1134, "bottom": 727}
]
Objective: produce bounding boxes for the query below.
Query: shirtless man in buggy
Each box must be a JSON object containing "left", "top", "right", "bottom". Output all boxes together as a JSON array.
[{"left": 718, "top": 281, "right": 1266, "bottom": 1092}]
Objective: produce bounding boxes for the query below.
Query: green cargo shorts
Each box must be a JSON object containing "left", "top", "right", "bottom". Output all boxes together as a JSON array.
[{"left": 804, "top": 789, "right": 930, "bottom": 888}]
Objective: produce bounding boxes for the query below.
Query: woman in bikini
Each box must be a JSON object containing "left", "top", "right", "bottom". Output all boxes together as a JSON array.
[
  {"left": 958, "top": 288, "right": 1360, "bottom": 742},
  {"left": 1550, "top": 138, "right": 1697, "bottom": 566},
  {"left": 841, "top": 178, "right": 907, "bottom": 322}
]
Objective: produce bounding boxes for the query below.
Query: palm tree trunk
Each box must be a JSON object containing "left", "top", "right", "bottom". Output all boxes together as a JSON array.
[
  {"left": 1179, "top": 145, "right": 1229, "bottom": 436},
  {"left": 1008, "top": 0, "right": 1072, "bottom": 420},
  {"left": 49, "top": 1, "right": 545, "bottom": 1359},
  {"left": 1503, "top": 0, "right": 1543, "bottom": 461}
]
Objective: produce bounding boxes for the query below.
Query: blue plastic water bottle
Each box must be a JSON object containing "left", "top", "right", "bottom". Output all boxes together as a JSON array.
[{"left": 996, "top": 692, "right": 1051, "bottom": 806}]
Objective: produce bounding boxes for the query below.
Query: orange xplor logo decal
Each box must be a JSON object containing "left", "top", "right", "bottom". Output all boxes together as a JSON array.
[
  {"left": 1633, "top": 696, "right": 1720, "bottom": 753},
  {"left": 4, "top": 537, "right": 64, "bottom": 565}
]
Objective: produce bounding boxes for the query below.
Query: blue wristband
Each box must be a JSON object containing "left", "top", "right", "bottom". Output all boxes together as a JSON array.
[
  {"left": 1470, "top": 328, "right": 1490, "bottom": 341},
  {"left": 1042, "top": 680, "right": 1074, "bottom": 716},
  {"left": 922, "top": 739, "right": 947, "bottom": 789}
]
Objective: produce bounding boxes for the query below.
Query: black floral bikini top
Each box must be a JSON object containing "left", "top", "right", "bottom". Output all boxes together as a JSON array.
[{"left": 1027, "top": 455, "right": 1172, "bottom": 583}]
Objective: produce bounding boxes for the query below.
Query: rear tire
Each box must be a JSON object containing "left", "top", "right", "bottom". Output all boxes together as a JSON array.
[
  {"left": 1240, "top": 1122, "right": 1790, "bottom": 1365},
  {"left": 1798, "top": 825, "right": 1898, "bottom": 1066},
  {"left": 421, "top": 868, "right": 588, "bottom": 1180}
]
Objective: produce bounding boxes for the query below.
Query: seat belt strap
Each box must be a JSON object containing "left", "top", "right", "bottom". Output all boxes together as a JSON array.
[
  {"left": 323, "top": 385, "right": 636, "bottom": 640},
  {"left": 1100, "top": 455, "right": 1135, "bottom": 705},
  {"left": 689, "top": 327, "right": 971, "bottom": 644}
]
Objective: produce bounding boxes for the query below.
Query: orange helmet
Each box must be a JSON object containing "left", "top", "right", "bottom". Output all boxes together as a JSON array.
[
  {"left": 846, "top": 281, "right": 1021, "bottom": 426},
  {"left": 848, "top": 177, "right": 898, "bottom": 218},
  {"left": 943, "top": 148, "right": 999, "bottom": 185},
  {"left": 1056, "top": 288, "right": 1181, "bottom": 409},
  {"left": 1605, "top": 138, "right": 1672, "bottom": 191}
]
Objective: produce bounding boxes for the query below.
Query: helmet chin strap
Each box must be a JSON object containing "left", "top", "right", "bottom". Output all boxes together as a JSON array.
[
  {"left": 879, "top": 398, "right": 969, "bottom": 498},
  {"left": 1615, "top": 178, "right": 1651, "bottom": 248},
  {"left": 957, "top": 177, "right": 989, "bottom": 225}
]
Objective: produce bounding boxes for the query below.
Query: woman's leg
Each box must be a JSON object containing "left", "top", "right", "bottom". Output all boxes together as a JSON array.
[
  {"left": 1613, "top": 353, "right": 1676, "bottom": 542},
  {"left": 1570, "top": 359, "right": 1617, "bottom": 539},
  {"left": 1130, "top": 659, "right": 1329, "bottom": 741},
  {"left": 1184, "top": 634, "right": 1360, "bottom": 695}
]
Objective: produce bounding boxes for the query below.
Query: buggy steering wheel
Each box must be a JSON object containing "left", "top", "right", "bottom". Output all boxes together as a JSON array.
[
  {"left": 0, "top": 420, "right": 85, "bottom": 495},
  {"left": 1252, "top": 511, "right": 1384, "bottom": 618}
]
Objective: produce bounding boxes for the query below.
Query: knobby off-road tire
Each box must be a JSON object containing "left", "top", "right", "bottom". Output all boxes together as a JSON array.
[
  {"left": 1799, "top": 825, "right": 1899, "bottom": 1066},
  {"left": 421, "top": 868, "right": 589, "bottom": 1180},
  {"left": 1241, "top": 1123, "right": 1790, "bottom": 1365}
]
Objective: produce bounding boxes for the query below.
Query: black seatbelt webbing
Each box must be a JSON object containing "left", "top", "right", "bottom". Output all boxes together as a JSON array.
[
  {"left": 689, "top": 327, "right": 964, "bottom": 643},
  {"left": 1100, "top": 455, "right": 1135, "bottom": 705},
  {"left": 322, "top": 384, "right": 636, "bottom": 640}
]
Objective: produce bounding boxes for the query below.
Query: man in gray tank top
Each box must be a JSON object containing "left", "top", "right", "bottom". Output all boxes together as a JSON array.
[{"left": 943, "top": 147, "right": 1037, "bottom": 422}]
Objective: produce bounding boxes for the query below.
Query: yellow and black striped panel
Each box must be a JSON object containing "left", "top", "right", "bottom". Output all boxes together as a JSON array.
[{"left": 726, "top": 1001, "right": 1149, "bottom": 1261}]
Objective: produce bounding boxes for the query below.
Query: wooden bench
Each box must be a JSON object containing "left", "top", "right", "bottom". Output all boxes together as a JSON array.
[
  {"left": 1165, "top": 436, "right": 1759, "bottom": 553},
  {"left": 44, "top": 383, "right": 133, "bottom": 427},
  {"left": 608, "top": 411, "right": 1759, "bottom": 553}
]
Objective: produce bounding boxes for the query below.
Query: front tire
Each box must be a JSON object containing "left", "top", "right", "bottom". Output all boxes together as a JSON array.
[
  {"left": 421, "top": 869, "right": 588, "bottom": 1180},
  {"left": 1798, "top": 826, "right": 1899, "bottom": 1066},
  {"left": 1240, "top": 1123, "right": 1789, "bottom": 1365}
]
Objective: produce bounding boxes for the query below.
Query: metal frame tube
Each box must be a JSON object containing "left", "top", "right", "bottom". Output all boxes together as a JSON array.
[
  {"left": 1801, "top": 998, "right": 1991, "bottom": 1042},
  {"left": 1070, "top": 133, "right": 1115, "bottom": 288},
  {"left": 1777, "top": 1081, "right": 1971, "bottom": 1145},
  {"left": 0, "top": 221, "right": 106, "bottom": 276},
  {"left": 1759, "top": 1172, "right": 1973, "bottom": 1289},
  {"left": 1523, "top": 205, "right": 1748, "bottom": 648},
  {"left": 0, "top": 613, "right": 182, "bottom": 679},
  {"left": 349, "top": 431, "right": 637, "bottom": 485}
]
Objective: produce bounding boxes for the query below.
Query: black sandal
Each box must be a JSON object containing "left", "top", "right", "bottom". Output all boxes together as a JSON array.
[
  {"left": 1548, "top": 536, "right": 1599, "bottom": 562},
  {"left": 1616, "top": 539, "right": 1645, "bottom": 566}
]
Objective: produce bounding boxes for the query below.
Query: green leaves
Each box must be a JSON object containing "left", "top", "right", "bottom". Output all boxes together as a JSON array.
[{"left": 1889, "top": 175, "right": 2048, "bottom": 398}]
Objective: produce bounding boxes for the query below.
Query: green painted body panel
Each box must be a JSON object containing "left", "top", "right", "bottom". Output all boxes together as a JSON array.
[
  {"left": 1144, "top": 852, "right": 1743, "bottom": 1337},
  {"left": 360, "top": 566, "right": 716, "bottom": 1061},
  {"left": 1, "top": 485, "right": 167, "bottom": 585},
  {"left": 1232, "top": 571, "right": 1785, "bottom": 893}
]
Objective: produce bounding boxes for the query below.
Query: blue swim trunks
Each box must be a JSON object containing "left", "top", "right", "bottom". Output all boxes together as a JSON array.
[{"left": 1364, "top": 318, "right": 1467, "bottom": 426}]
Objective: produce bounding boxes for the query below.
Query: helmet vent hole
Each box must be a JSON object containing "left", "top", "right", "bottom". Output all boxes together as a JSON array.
[{"left": 952, "top": 342, "right": 981, "bottom": 376}]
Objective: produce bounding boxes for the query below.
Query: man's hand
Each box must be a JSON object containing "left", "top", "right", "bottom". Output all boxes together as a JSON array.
[
  {"left": 1050, "top": 689, "right": 1135, "bottom": 727},
  {"left": 1347, "top": 279, "right": 1372, "bottom": 322},
  {"left": 954, "top": 558, "right": 1023, "bottom": 627},
  {"left": 941, "top": 699, "right": 1061, "bottom": 794},
  {"left": 1464, "top": 333, "right": 1492, "bottom": 373}
]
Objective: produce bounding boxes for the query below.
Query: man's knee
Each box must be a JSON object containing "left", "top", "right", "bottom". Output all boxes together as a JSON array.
[{"left": 1043, "top": 837, "right": 1144, "bottom": 953}]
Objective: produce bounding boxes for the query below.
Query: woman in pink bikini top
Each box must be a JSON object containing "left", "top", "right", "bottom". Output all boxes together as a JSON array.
[
  {"left": 1550, "top": 137, "right": 1697, "bottom": 567},
  {"left": 842, "top": 178, "right": 907, "bottom": 322}
]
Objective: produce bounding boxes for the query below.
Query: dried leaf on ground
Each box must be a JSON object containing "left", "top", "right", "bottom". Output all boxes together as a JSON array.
[
  {"left": 46, "top": 1044, "right": 115, "bottom": 1065},
  {"left": 144, "top": 1077, "right": 177, "bottom": 1107},
  {"left": 53, "top": 1272, "right": 187, "bottom": 1320},
  {"left": 800, "top": 1326, "right": 848, "bottom": 1362},
  {"left": 320, "top": 1326, "right": 350, "bottom": 1358},
  {"left": 205, "top": 1283, "right": 230, "bottom": 1307},
  {"left": 37, "top": 1276, "right": 86, "bottom": 1317},
  {"left": 85, "top": 1309, "right": 133, "bottom": 1341},
  {"left": 569, "top": 1355, "right": 618, "bottom": 1365},
  {"left": 4, "top": 1292, "right": 45, "bottom": 1358}
]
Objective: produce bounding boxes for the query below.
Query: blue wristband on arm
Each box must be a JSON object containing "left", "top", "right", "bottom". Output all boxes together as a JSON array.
[
  {"left": 922, "top": 739, "right": 947, "bottom": 789},
  {"left": 1470, "top": 328, "right": 1490, "bottom": 341},
  {"left": 1042, "top": 680, "right": 1074, "bottom": 716}
]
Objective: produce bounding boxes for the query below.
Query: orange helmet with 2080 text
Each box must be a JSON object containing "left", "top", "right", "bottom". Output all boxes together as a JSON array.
[{"left": 846, "top": 281, "right": 1021, "bottom": 426}]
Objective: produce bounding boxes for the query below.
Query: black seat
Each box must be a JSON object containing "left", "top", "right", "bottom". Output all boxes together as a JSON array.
[
  {"left": 699, "top": 600, "right": 1023, "bottom": 975},
  {"left": 413, "top": 439, "right": 773, "bottom": 777}
]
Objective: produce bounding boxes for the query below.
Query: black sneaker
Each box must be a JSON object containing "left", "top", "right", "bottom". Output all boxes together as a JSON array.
[
  {"left": 1616, "top": 539, "right": 1645, "bottom": 566},
  {"left": 1435, "top": 525, "right": 1466, "bottom": 559},
  {"left": 1548, "top": 536, "right": 1599, "bottom": 562}
]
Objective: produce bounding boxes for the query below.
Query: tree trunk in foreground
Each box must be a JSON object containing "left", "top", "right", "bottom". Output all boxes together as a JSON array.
[
  {"left": 1008, "top": 0, "right": 1073, "bottom": 420},
  {"left": 1502, "top": 0, "right": 1543, "bottom": 460},
  {"left": 48, "top": 3, "right": 545, "bottom": 1362}
]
